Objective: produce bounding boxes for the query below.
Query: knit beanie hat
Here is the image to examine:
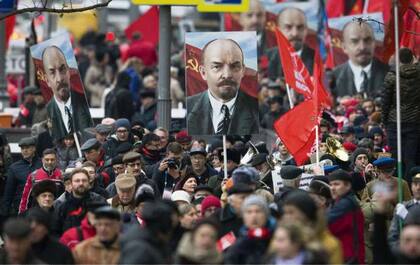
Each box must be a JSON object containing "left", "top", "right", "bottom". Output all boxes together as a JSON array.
[
  {"left": 201, "top": 195, "right": 221, "bottom": 216},
  {"left": 241, "top": 195, "right": 269, "bottom": 217},
  {"left": 283, "top": 190, "right": 318, "bottom": 222},
  {"left": 115, "top": 118, "right": 131, "bottom": 130},
  {"left": 351, "top": 147, "right": 370, "bottom": 164}
]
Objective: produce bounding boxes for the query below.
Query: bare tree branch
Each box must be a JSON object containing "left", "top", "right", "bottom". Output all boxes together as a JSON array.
[
  {"left": 353, "top": 16, "right": 420, "bottom": 36},
  {"left": 0, "top": 0, "right": 112, "bottom": 21}
]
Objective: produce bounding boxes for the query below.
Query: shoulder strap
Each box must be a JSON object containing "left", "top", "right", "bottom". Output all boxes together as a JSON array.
[{"left": 76, "top": 226, "right": 83, "bottom": 242}]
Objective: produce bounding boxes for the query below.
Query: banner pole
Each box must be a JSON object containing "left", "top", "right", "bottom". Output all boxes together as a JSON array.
[
  {"left": 73, "top": 132, "right": 82, "bottom": 158},
  {"left": 286, "top": 84, "right": 294, "bottom": 109},
  {"left": 315, "top": 125, "right": 320, "bottom": 165},
  {"left": 223, "top": 134, "right": 228, "bottom": 179},
  {"left": 393, "top": 0, "right": 403, "bottom": 206}
]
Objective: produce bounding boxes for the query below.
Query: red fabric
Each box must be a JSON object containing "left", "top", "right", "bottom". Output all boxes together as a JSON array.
[
  {"left": 401, "top": 1, "right": 420, "bottom": 58},
  {"left": 313, "top": 49, "right": 333, "bottom": 110},
  {"left": 175, "top": 130, "right": 192, "bottom": 143},
  {"left": 5, "top": 16, "right": 16, "bottom": 49},
  {"left": 343, "top": 142, "right": 357, "bottom": 153},
  {"left": 274, "top": 28, "right": 313, "bottom": 99},
  {"left": 326, "top": 0, "right": 363, "bottom": 18},
  {"left": 185, "top": 44, "right": 258, "bottom": 98},
  {"left": 201, "top": 195, "right": 221, "bottom": 217},
  {"left": 382, "top": 0, "right": 410, "bottom": 62},
  {"left": 328, "top": 207, "right": 365, "bottom": 264},
  {"left": 274, "top": 99, "right": 318, "bottom": 165},
  {"left": 125, "top": 6, "right": 159, "bottom": 45},
  {"left": 60, "top": 216, "right": 96, "bottom": 250},
  {"left": 126, "top": 40, "right": 157, "bottom": 67},
  {"left": 19, "top": 168, "right": 62, "bottom": 214}
]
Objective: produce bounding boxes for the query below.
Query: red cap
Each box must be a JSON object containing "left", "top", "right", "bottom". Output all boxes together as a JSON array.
[
  {"left": 175, "top": 130, "right": 192, "bottom": 143},
  {"left": 343, "top": 142, "right": 357, "bottom": 153},
  {"left": 201, "top": 195, "right": 221, "bottom": 217}
]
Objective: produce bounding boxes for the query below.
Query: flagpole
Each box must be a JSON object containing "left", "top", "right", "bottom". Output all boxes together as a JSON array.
[
  {"left": 315, "top": 125, "right": 320, "bottom": 165},
  {"left": 223, "top": 135, "right": 228, "bottom": 179},
  {"left": 393, "top": 0, "right": 402, "bottom": 206},
  {"left": 286, "top": 84, "right": 294, "bottom": 109},
  {"left": 73, "top": 132, "right": 82, "bottom": 158}
]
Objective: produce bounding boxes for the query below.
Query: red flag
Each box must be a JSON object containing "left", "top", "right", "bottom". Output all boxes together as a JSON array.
[
  {"left": 124, "top": 6, "right": 159, "bottom": 45},
  {"left": 5, "top": 16, "right": 16, "bottom": 49},
  {"left": 274, "top": 28, "right": 313, "bottom": 99},
  {"left": 401, "top": 1, "right": 420, "bottom": 58},
  {"left": 313, "top": 49, "right": 333, "bottom": 110},
  {"left": 382, "top": 0, "right": 410, "bottom": 62},
  {"left": 274, "top": 99, "right": 318, "bottom": 165}
]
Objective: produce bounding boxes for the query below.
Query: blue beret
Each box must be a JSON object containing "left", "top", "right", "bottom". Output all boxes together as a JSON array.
[
  {"left": 373, "top": 157, "right": 396, "bottom": 169},
  {"left": 324, "top": 165, "right": 340, "bottom": 174}
]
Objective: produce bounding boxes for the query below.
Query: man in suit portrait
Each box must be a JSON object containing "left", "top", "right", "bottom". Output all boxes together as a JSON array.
[
  {"left": 238, "top": 0, "right": 267, "bottom": 55},
  {"left": 267, "top": 7, "right": 315, "bottom": 81},
  {"left": 42, "top": 46, "right": 93, "bottom": 141},
  {"left": 187, "top": 38, "right": 259, "bottom": 136},
  {"left": 331, "top": 21, "right": 389, "bottom": 99}
]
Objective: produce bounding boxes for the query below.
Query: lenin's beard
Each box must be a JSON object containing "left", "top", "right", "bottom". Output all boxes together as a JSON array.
[
  {"left": 216, "top": 79, "right": 239, "bottom": 101},
  {"left": 57, "top": 82, "right": 71, "bottom": 102}
]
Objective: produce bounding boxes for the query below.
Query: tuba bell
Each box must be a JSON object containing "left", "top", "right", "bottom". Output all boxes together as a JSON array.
[
  {"left": 326, "top": 137, "right": 349, "bottom": 162},
  {"left": 240, "top": 142, "right": 259, "bottom": 166}
]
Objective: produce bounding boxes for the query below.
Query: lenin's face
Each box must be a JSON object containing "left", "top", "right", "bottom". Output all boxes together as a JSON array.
[
  {"left": 239, "top": 0, "right": 266, "bottom": 33},
  {"left": 278, "top": 9, "right": 307, "bottom": 52},
  {"left": 199, "top": 39, "right": 245, "bottom": 102},
  {"left": 43, "top": 47, "right": 71, "bottom": 103},
  {"left": 342, "top": 22, "right": 375, "bottom": 67}
]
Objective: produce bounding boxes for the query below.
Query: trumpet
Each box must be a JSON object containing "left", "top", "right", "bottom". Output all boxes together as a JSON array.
[{"left": 299, "top": 159, "right": 333, "bottom": 174}]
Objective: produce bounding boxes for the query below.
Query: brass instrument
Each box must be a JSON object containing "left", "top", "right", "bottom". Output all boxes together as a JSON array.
[
  {"left": 240, "top": 142, "right": 259, "bottom": 166},
  {"left": 326, "top": 137, "right": 349, "bottom": 162}
]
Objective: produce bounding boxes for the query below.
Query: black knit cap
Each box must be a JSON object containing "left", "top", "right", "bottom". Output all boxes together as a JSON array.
[
  {"left": 280, "top": 165, "right": 303, "bottom": 180},
  {"left": 26, "top": 207, "right": 52, "bottom": 229},
  {"left": 284, "top": 190, "right": 318, "bottom": 222},
  {"left": 141, "top": 201, "right": 173, "bottom": 234},
  {"left": 328, "top": 169, "right": 352, "bottom": 183},
  {"left": 351, "top": 147, "right": 369, "bottom": 164}
]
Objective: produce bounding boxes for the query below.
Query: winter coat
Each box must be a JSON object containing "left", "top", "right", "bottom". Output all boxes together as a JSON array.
[
  {"left": 60, "top": 216, "right": 96, "bottom": 250},
  {"left": 388, "top": 199, "right": 419, "bottom": 252},
  {"left": 107, "top": 195, "right": 136, "bottom": 214},
  {"left": 265, "top": 250, "right": 328, "bottom": 265},
  {"left": 32, "top": 235, "right": 75, "bottom": 265},
  {"left": 327, "top": 191, "right": 365, "bottom": 264},
  {"left": 57, "top": 145, "right": 79, "bottom": 169},
  {"left": 73, "top": 236, "right": 120, "bottom": 265},
  {"left": 382, "top": 62, "right": 420, "bottom": 124},
  {"left": 215, "top": 204, "right": 243, "bottom": 239},
  {"left": 119, "top": 226, "right": 171, "bottom": 264},
  {"left": 373, "top": 212, "right": 420, "bottom": 264},
  {"left": 361, "top": 177, "right": 412, "bottom": 203},
  {"left": 224, "top": 218, "right": 276, "bottom": 264},
  {"left": 0, "top": 157, "right": 42, "bottom": 216},
  {"left": 53, "top": 191, "right": 106, "bottom": 235},
  {"left": 319, "top": 229, "right": 343, "bottom": 265},
  {"left": 176, "top": 232, "right": 222, "bottom": 264},
  {"left": 84, "top": 63, "right": 113, "bottom": 107},
  {"left": 102, "top": 136, "right": 132, "bottom": 161},
  {"left": 19, "top": 167, "right": 63, "bottom": 214}
]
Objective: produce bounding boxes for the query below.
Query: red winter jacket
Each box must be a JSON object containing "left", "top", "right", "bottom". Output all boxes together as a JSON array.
[
  {"left": 18, "top": 167, "right": 62, "bottom": 214},
  {"left": 60, "top": 216, "right": 96, "bottom": 250},
  {"left": 327, "top": 192, "right": 365, "bottom": 264}
]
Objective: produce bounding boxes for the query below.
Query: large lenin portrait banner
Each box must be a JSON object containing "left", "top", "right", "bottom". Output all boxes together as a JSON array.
[
  {"left": 185, "top": 31, "right": 259, "bottom": 136},
  {"left": 30, "top": 33, "right": 93, "bottom": 142}
]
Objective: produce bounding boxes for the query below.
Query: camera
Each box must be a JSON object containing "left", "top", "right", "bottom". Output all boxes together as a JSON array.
[{"left": 167, "top": 158, "right": 179, "bottom": 170}]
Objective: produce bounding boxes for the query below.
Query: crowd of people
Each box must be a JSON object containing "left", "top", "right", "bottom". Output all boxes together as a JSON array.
[{"left": 1, "top": 0, "right": 420, "bottom": 264}]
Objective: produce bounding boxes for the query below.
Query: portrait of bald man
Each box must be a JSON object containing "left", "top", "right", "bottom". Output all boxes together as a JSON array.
[
  {"left": 187, "top": 38, "right": 259, "bottom": 136},
  {"left": 42, "top": 45, "right": 93, "bottom": 141},
  {"left": 267, "top": 7, "right": 315, "bottom": 81},
  {"left": 331, "top": 21, "right": 388, "bottom": 98}
]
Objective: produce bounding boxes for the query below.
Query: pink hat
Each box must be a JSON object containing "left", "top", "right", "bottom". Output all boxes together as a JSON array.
[{"left": 201, "top": 195, "right": 221, "bottom": 217}]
